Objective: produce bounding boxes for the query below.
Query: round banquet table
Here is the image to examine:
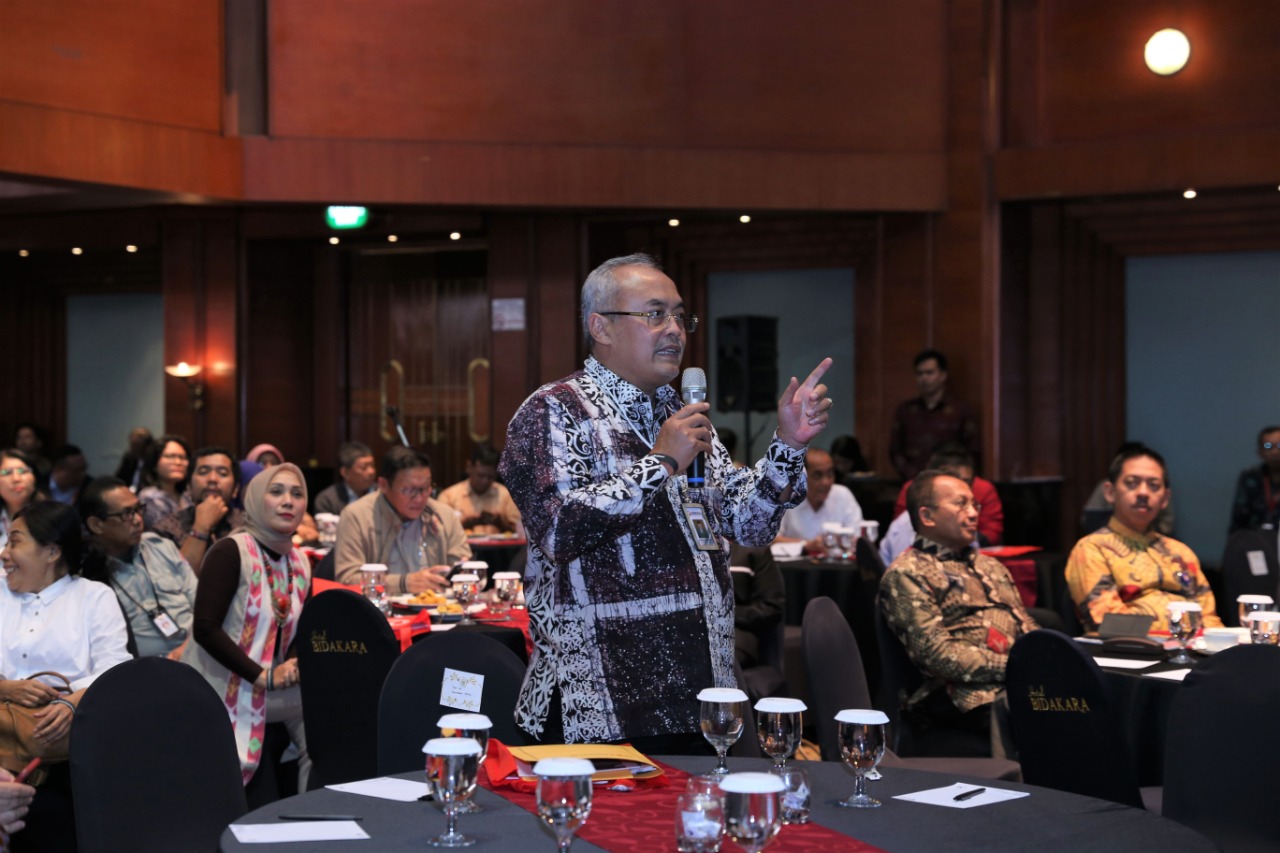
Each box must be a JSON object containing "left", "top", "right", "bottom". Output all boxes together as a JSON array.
[{"left": 219, "top": 754, "right": 1212, "bottom": 852}]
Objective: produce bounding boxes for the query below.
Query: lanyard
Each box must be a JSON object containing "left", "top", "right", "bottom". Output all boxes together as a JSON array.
[{"left": 110, "top": 549, "right": 164, "bottom": 617}]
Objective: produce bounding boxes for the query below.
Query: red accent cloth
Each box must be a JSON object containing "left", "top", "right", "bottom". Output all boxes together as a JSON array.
[
  {"left": 312, "top": 577, "right": 360, "bottom": 595},
  {"left": 991, "top": 556, "right": 1038, "bottom": 609},
  {"left": 387, "top": 612, "right": 433, "bottom": 652},
  {"left": 480, "top": 742, "right": 887, "bottom": 853},
  {"left": 474, "top": 607, "right": 535, "bottom": 660}
]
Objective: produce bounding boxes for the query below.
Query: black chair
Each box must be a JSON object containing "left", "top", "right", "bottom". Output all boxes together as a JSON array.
[
  {"left": 1220, "top": 528, "right": 1280, "bottom": 625},
  {"left": 378, "top": 631, "right": 528, "bottom": 775},
  {"left": 856, "top": 536, "right": 886, "bottom": 579},
  {"left": 312, "top": 548, "right": 336, "bottom": 581},
  {"left": 447, "top": 623, "right": 530, "bottom": 664},
  {"left": 296, "top": 589, "right": 401, "bottom": 788},
  {"left": 1163, "top": 644, "right": 1280, "bottom": 851},
  {"left": 1005, "top": 629, "right": 1157, "bottom": 810},
  {"left": 70, "top": 657, "right": 247, "bottom": 853},
  {"left": 802, "top": 597, "right": 1019, "bottom": 780}
]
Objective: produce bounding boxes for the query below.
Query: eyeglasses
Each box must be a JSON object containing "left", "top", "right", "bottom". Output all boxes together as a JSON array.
[
  {"left": 599, "top": 311, "right": 699, "bottom": 332},
  {"left": 160, "top": 452, "right": 189, "bottom": 461},
  {"left": 0, "top": 467, "right": 32, "bottom": 478},
  {"left": 1264, "top": 442, "right": 1278, "bottom": 451},
  {"left": 927, "top": 499, "right": 982, "bottom": 514},
  {"left": 104, "top": 505, "right": 145, "bottom": 523},
  {"left": 396, "top": 486, "right": 432, "bottom": 499}
]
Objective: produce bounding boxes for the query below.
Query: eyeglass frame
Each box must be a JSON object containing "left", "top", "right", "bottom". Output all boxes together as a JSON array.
[
  {"left": 598, "top": 310, "right": 699, "bottom": 332},
  {"left": 0, "top": 467, "right": 33, "bottom": 478},
  {"left": 925, "top": 498, "right": 983, "bottom": 514},
  {"left": 102, "top": 504, "right": 146, "bottom": 523}
]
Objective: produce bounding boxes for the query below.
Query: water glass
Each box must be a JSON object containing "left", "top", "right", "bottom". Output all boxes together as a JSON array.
[
  {"left": 534, "top": 758, "right": 595, "bottom": 853},
  {"left": 821, "top": 524, "right": 840, "bottom": 557},
  {"left": 835, "top": 709, "right": 887, "bottom": 808},
  {"left": 1167, "top": 601, "right": 1202, "bottom": 664},
  {"left": 675, "top": 788, "right": 724, "bottom": 852},
  {"left": 1248, "top": 610, "right": 1280, "bottom": 645},
  {"left": 775, "top": 765, "right": 811, "bottom": 825},
  {"left": 1238, "top": 594, "right": 1274, "bottom": 630},
  {"left": 459, "top": 560, "right": 489, "bottom": 591},
  {"left": 837, "top": 527, "right": 856, "bottom": 562},
  {"left": 359, "top": 563, "right": 389, "bottom": 615},
  {"left": 452, "top": 573, "right": 481, "bottom": 625},
  {"left": 438, "top": 713, "right": 492, "bottom": 814},
  {"left": 490, "top": 571, "right": 521, "bottom": 620},
  {"left": 422, "top": 737, "right": 482, "bottom": 847},
  {"left": 698, "top": 687, "right": 747, "bottom": 777},
  {"left": 720, "top": 772, "right": 784, "bottom": 853},
  {"left": 754, "top": 697, "right": 805, "bottom": 772}
]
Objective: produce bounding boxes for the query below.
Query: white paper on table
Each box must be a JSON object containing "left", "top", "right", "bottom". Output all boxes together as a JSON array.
[
  {"left": 326, "top": 776, "right": 428, "bottom": 802},
  {"left": 228, "top": 821, "right": 370, "bottom": 843},
  {"left": 1093, "top": 656, "right": 1161, "bottom": 670},
  {"left": 1144, "top": 668, "right": 1192, "bottom": 682},
  {"left": 894, "top": 782, "right": 1029, "bottom": 809},
  {"left": 770, "top": 542, "right": 804, "bottom": 559}
]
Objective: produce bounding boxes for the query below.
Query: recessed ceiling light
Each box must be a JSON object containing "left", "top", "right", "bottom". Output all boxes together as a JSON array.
[
  {"left": 668, "top": 219, "right": 680, "bottom": 227},
  {"left": 1145, "top": 29, "right": 1191, "bottom": 76},
  {"left": 72, "top": 247, "right": 83, "bottom": 255},
  {"left": 125, "top": 245, "right": 138, "bottom": 253},
  {"left": 1183, "top": 189, "right": 1197, "bottom": 199},
  {"left": 18, "top": 250, "right": 29, "bottom": 258},
  {"left": 329, "top": 236, "right": 340, "bottom": 245},
  {"left": 739, "top": 215, "right": 751, "bottom": 224},
  {"left": 387, "top": 234, "right": 399, "bottom": 242},
  {"left": 450, "top": 232, "right": 461, "bottom": 241}
]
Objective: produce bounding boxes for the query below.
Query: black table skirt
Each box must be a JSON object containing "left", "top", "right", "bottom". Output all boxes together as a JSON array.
[{"left": 220, "top": 755, "right": 1212, "bottom": 853}]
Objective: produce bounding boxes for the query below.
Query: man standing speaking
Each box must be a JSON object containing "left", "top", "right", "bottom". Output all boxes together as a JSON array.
[{"left": 501, "top": 253, "right": 832, "bottom": 751}]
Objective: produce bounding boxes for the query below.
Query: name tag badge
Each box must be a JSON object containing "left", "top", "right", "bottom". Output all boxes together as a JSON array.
[
  {"left": 152, "top": 610, "right": 181, "bottom": 638},
  {"left": 682, "top": 502, "right": 720, "bottom": 552}
]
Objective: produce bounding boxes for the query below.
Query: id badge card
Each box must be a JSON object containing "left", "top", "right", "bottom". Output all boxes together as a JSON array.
[
  {"left": 152, "top": 610, "right": 181, "bottom": 638},
  {"left": 682, "top": 502, "right": 720, "bottom": 552}
]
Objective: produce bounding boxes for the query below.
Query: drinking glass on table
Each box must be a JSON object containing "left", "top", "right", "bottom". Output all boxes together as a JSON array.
[
  {"left": 835, "top": 709, "right": 888, "bottom": 808},
  {"left": 459, "top": 560, "right": 489, "bottom": 591},
  {"left": 821, "top": 523, "right": 841, "bottom": 558},
  {"left": 438, "top": 713, "right": 492, "bottom": 814},
  {"left": 1238, "top": 595, "right": 1275, "bottom": 632},
  {"left": 490, "top": 571, "right": 522, "bottom": 620},
  {"left": 534, "top": 758, "right": 595, "bottom": 853},
  {"left": 774, "top": 765, "right": 811, "bottom": 825},
  {"left": 720, "top": 772, "right": 784, "bottom": 853},
  {"left": 1167, "top": 601, "right": 1203, "bottom": 665},
  {"left": 1248, "top": 610, "right": 1280, "bottom": 645},
  {"left": 837, "top": 527, "right": 856, "bottom": 562},
  {"left": 698, "top": 687, "right": 747, "bottom": 777},
  {"left": 451, "top": 573, "right": 481, "bottom": 626},
  {"left": 422, "top": 737, "right": 482, "bottom": 847},
  {"left": 675, "top": 785, "right": 724, "bottom": 852},
  {"left": 358, "top": 563, "right": 390, "bottom": 615},
  {"left": 754, "top": 697, "right": 805, "bottom": 772}
]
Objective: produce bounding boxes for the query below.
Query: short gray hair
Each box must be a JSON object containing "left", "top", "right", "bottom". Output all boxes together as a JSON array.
[{"left": 581, "top": 253, "right": 662, "bottom": 349}]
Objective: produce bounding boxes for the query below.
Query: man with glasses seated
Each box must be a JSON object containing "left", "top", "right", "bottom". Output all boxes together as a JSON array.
[
  {"left": 151, "top": 446, "right": 244, "bottom": 573},
  {"left": 81, "top": 476, "right": 198, "bottom": 659},
  {"left": 880, "top": 470, "right": 1038, "bottom": 744},
  {"left": 777, "top": 447, "right": 864, "bottom": 556},
  {"left": 333, "top": 445, "right": 471, "bottom": 594}
]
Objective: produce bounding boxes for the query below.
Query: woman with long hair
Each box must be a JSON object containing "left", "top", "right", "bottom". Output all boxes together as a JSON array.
[
  {"left": 0, "top": 449, "right": 43, "bottom": 553},
  {"left": 183, "top": 462, "right": 312, "bottom": 806},
  {"left": 137, "top": 435, "right": 192, "bottom": 534},
  {"left": 0, "top": 500, "right": 131, "bottom": 851}
]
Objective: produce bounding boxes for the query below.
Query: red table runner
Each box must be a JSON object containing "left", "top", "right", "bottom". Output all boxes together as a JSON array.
[{"left": 481, "top": 751, "right": 886, "bottom": 853}]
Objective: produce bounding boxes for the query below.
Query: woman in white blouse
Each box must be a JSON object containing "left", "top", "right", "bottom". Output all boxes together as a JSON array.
[{"left": 0, "top": 500, "right": 131, "bottom": 852}]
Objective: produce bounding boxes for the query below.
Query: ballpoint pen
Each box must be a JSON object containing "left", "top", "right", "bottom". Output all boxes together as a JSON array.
[{"left": 953, "top": 787, "right": 986, "bottom": 801}]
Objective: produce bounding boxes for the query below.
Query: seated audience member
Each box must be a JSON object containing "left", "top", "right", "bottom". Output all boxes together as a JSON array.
[
  {"left": 885, "top": 445, "right": 1004, "bottom": 553},
  {"left": 245, "top": 443, "right": 284, "bottom": 469},
  {"left": 778, "top": 448, "right": 864, "bottom": 555},
  {"left": 138, "top": 434, "right": 193, "bottom": 533},
  {"left": 81, "top": 477, "right": 197, "bottom": 659},
  {"left": 1081, "top": 441, "right": 1176, "bottom": 535},
  {"left": 880, "top": 471, "right": 1037, "bottom": 737},
  {"left": 730, "top": 543, "right": 785, "bottom": 669},
  {"left": 0, "top": 449, "right": 42, "bottom": 552},
  {"left": 152, "top": 446, "right": 243, "bottom": 573},
  {"left": 438, "top": 445, "right": 521, "bottom": 535},
  {"left": 241, "top": 446, "right": 318, "bottom": 544},
  {"left": 334, "top": 446, "right": 471, "bottom": 592},
  {"left": 183, "top": 464, "right": 311, "bottom": 806},
  {"left": 47, "top": 445, "right": 89, "bottom": 506},
  {"left": 113, "top": 426, "right": 154, "bottom": 492},
  {"left": 0, "top": 501, "right": 131, "bottom": 851},
  {"left": 312, "top": 441, "right": 377, "bottom": 516},
  {"left": 1229, "top": 425, "right": 1280, "bottom": 533},
  {"left": 13, "top": 423, "right": 51, "bottom": 487},
  {"left": 830, "top": 434, "right": 871, "bottom": 484},
  {"left": 0, "top": 768, "right": 35, "bottom": 842},
  {"left": 1067, "top": 445, "right": 1222, "bottom": 633}
]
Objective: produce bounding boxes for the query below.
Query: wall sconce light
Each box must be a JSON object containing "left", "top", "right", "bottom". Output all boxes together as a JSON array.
[
  {"left": 1145, "top": 28, "right": 1190, "bottom": 75},
  {"left": 165, "top": 362, "right": 205, "bottom": 410}
]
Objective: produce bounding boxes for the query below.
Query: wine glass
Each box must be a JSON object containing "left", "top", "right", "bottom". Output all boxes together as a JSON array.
[
  {"left": 452, "top": 573, "right": 481, "bottom": 625},
  {"left": 1238, "top": 594, "right": 1274, "bottom": 630},
  {"left": 719, "top": 772, "right": 784, "bottom": 853},
  {"left": 359, "top": 563, "right": 389, "bottom": 614},
  {"left": 490, "top": 571, "right": 521, "bottom": 620},
  {"left": 459, "top": 560, "right": 489, "bottom": 591},
  {"left": 438, "top": 713, "right": 492, "bottom": 814},
  {"left": 698, "top": 687, "right": 747, "bottom": 777},
  {"left": 821, "top": 524, "right": 840, "bottom": 558},
  {"left": 835, "top": 709, "right": 887, "bottom": 808},
  {"left": 534, "top": 758, "right": 594, "bottom": 853},
  {"left": 754, "top": 697, "right": 805, "bottom": 772},
  {"left": 422, "top": 737, "right": 482, "bottom": 847},
  {"left": 1167, "top": 601, "right": 1202, "bottom": 664},
  {"left": 1248, "top": 610, "right": 1280, "bottom": 645}
]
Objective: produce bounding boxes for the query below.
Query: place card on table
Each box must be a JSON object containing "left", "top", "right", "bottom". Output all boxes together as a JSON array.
[
  {"left": 1144, "top": 668, "right": 1192, "bottom": 682},
  {"left": 1093, "top": 657, "right": 1161, "bottom": 670},
  {"left": 440, "top": 667, "right": 484, "bottom": 711},
  {"left": 894, "top": 782, "right": 1029, "bottom": 809},
  {"left": 228, "top": 821, "right": 369, "bottom": 843},
  {"left": 326, "top": 776, "right": 429, "bottom": 802}
]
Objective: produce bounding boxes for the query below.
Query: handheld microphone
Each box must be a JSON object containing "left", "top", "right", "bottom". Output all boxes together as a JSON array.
[
  {"left": 681, "top": 367, "right": 708, "bottom": 487},
  {"left": 385, "top": 405, "right": 411, "bottom": 448}
]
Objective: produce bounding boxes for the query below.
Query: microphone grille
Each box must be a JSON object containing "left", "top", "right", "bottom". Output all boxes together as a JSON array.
[{"left": 681, "top": 367, "right": 707, "bottom": 389}]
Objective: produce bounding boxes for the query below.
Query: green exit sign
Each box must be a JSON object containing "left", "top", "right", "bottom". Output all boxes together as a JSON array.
[{"left": 325, "top": 206, "right": 369, "bottom": 229}]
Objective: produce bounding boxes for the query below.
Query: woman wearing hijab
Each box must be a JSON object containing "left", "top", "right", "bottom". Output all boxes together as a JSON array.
[
  {"left": 240, "top": 445, "right": 319, "bottom": 545},
  {"left": 183, "top": 463, "right": 312, "bottom": 806}
]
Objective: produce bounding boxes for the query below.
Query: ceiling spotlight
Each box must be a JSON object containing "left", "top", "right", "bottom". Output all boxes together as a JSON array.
[
  {"left": 329, "top": 236, "right": 340, "bottom": 245},
  {"left": 1145, "top": 28, "right": 1191, "bottom": 76},
  {"left": 1183, "top": 189, "right": 1197, "bottom": 199},
  {"left": 668, "top": 219, "right": 680, "bottom": 227},
  {"left": 125, "top": 245, "right": 138, "bottom": 253},
  {"left": 450, "top": 232, "right": 461, "bottom": 241},
  {"left": 739, "top": 215, "right": 751, "bottom": 224},
  {"left": 387, "top": 234, "right": 399, "bottom": 243},
  {"left": 72, "top": 247, "right": 83, "bottom": 255},
  {"left": 18, "top": 250, "right": 29, "bottom": 258}
]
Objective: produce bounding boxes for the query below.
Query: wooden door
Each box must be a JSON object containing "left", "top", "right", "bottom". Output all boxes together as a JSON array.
[{"left": 347, "top": 250, "right": 490, "bottom": 492}]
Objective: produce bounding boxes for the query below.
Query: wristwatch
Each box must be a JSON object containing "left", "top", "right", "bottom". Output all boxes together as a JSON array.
[{"left": 651, "top": 453, "right": 679, "bottom": 475}]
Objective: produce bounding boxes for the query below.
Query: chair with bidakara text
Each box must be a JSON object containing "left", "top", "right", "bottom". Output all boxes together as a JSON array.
[
  {"left": 297, "top": 588, "right": 401, "bottom": 788},
  {"left": 1005, "top": 629, "right": 1159, "bottom": 811},
  {"left": 1163, "top": 644, "right": 1280, "bottom": 852},
  {"left": 377, "top": 630, "right": 529, "bottom": 775},
  {"left": 803, "top": 597, "right": 1020, "bottom": 780},
  {"left": 70, "top": 657, "right": 247, "bottom": 853}
]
